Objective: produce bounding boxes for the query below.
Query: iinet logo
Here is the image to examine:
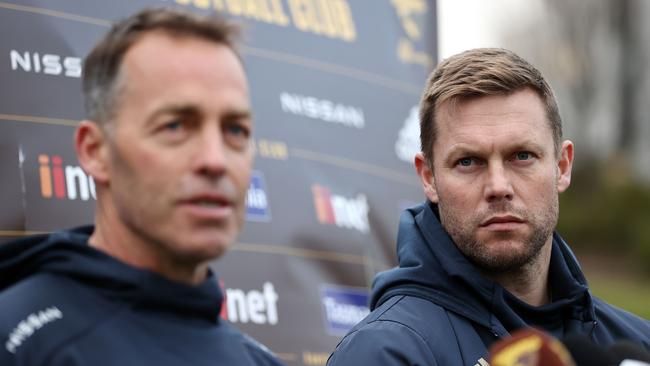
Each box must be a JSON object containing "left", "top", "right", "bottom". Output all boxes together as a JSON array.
[
  {"left": 38, "top": 154, "right": 96, "bottom": 201},
  {"left": 220, "top": 282, "right": 279, "bottom": 326},
  {"left": 10, "top": 50, "right": 82, "bottom": 78},
  {"left": 311, "top": 184, "right": 369, "bottom": 233}
]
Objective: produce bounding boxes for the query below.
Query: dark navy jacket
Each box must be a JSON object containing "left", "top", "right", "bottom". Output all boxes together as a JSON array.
[
  {"left": 0, "top": 226, "right": 285, "bottom": 366},
  {"left": 327, "top": 202, "right": 650, "bottom": 366}
]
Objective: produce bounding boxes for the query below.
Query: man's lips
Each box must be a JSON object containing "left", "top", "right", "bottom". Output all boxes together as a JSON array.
[
  {"left": 480, "top": 215, "right": 525, "bottom": 230},
  {"left": 178, "top": 193, "right": 235, "bottom": 220}
]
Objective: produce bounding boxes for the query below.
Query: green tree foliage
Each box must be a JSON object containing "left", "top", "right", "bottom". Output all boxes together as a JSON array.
[{"left": 558, "top": 161, "right": 650, "bottom": 273}]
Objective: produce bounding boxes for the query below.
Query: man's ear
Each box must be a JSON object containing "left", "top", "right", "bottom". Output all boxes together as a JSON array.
[
  {"left": 75, "top": 120, "right": 110, "bottom": 184},
  {"left": 557, "top": 140, "right": 574, "bottom": 193},
  {"left": 415, "top": 152, "right": 438, "bottom": 203}
]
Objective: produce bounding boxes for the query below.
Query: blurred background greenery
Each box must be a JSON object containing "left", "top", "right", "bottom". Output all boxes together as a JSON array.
[{"left": 558, "top": 160, "right": 650, "bottom": 319}]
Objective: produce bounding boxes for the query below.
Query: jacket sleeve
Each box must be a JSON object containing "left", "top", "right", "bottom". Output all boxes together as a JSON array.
[{"left": 327, "top": 320, "right": 437, "bottom": 366}]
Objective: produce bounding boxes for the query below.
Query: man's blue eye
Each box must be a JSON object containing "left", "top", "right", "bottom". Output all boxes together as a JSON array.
[
  {"left": 227, "top": 125, "right": 243, "bottom": 135},
  {"left": 458, "top": 158, "right": 473, "bottom": 166},
  {"left": 226, "top": 124, "right": 249, "bottom": 137},
  {"left": 164, "top": 121, "right": 182, "bottom": 130},
  {"left": 516, "top": 152, "right": 532, "bottom": 160}
]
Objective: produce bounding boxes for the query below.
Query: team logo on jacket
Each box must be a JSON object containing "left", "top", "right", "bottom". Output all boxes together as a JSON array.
[
  {"left": 320, "top": 285, "right": 369, "bottom": 335},
  {"left": 5, "top": 307, "right": 63, "bottom": 354},
  {"left": 245, "top": 170, "right": 271, "bottom": 222},
  {"left": 311, "top": 184, "right": 369, "bottom": 233}
]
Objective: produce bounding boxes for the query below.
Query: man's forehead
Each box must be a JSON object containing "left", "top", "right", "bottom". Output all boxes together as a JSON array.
[
  {"left": 118, "top": 31, "right": 247, "bottom": 94},
  {"left": 107, "top": 31, "right": 250, "bottom": 126},
  {"left": 439, "top": 88, "right": 540, "bottom": 114},
  {"left": 432, "top": 89, "right": 554, "bottom": 150},
  {"left": 122, "top": 31, "right": 232, "bottom": 68}
]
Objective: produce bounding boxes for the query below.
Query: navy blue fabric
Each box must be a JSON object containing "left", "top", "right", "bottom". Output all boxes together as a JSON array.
[
  {"left": 327, "top": 202, "right": 650, "bottom": 366},
  {"left": 0, "top": 226, "right": 285, "bottom": 366}
]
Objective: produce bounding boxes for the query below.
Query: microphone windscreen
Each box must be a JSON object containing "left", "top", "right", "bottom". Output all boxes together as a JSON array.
[
  {"left": 489, "top": 328, "right": 576, "bottom": 366},
  {"left": 561, "top": 334, "right": 613, "bottom": 366},
  {"left": 608, "top": 340, "right": 650, "bottom": 365}
]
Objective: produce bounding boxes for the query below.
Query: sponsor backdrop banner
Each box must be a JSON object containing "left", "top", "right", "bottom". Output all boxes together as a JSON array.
[{"left": 0, "top": 1, "right": 437, "bottom": 364}]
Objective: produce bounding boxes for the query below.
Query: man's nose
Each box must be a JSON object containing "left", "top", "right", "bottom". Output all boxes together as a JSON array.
[
  {"left": 194, "top": 126, "right": 227, "bottom": 177},
  {"left": 484, "top": 161, "right": 514, "bottom": 202}
]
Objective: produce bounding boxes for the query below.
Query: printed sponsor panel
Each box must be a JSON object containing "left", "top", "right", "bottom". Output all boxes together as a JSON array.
[
  {"left": 238, "top": 158, "right": 371, "bottom": 259},
  {"left": 245, "top": 55, "right": 425, "bottom": 173},
  {"left": 319, "top": 284, "right": 369, "bottom": 336},
  {"left": 7, "top": 0, "right": 436, "bottom": 82},
  {"left": 279, "top": 91, "right": 365, "bottom": 130},
  {"left": 241, "top": 142, "right": 422, "bottom": 270},
  {"left": 246, "top": 170, "right": 272, "bottom": 222},
  {"left": 0, "top": 3, "right": 428, "bottom": 167},
  {"left": 311, "top": 184, "right": 369, "bottom": 234},
  {"left": 0, "top": 123, "right": 25, "bottom": 233},
  {"left": 0, "top": 7, "right": 103, "bottom": 119},
  {"left": 220, "top": 281, "right": 280, "bottom": 326},
  {"left": 12, "top": 123, "right": 94, "bottom": 231},
  {"left": 8, "top": 0, "right": 160, "bottom": 21},
  {"left": 395, "top": 105, "right": 421, "bottom": 164},
  {"left": 214, "top": 249, "right": 368, "bottom": 366},
  {"left": 239, "top": 118, "right": 417, "bottom": 279},
  {"left": 302, "top": 161, "right": 424, "bottom": 270},
  {"left": 156, "top": 0, "right": 436, "bottom": 79}
]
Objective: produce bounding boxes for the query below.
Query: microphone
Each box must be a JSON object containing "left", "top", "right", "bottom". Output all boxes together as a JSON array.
[
  {"left": 608, "top": 340, "right": 650, "bottom": 366},
  {"left": 489, "top": 328, "right": 576, "bottom": 366}
]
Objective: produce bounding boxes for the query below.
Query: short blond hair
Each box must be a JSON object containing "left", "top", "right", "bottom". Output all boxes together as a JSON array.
[{"left": 419, "top": 48, "right": 562, "bottom": 164}]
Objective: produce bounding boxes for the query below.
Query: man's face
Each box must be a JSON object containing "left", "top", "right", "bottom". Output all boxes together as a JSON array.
[
  {"left": 103, "top": 32, "right": 252, "bottom": 264},
  {"left": 416, "top": 88, "right": 573, "bottom": 272}
]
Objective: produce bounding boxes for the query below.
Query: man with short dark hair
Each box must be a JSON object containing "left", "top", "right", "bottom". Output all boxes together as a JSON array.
[
  {"left": 327, "top": 48, "right": 650, "bottom": 366},
  {"left": 0, "top": 8, "right": 284, "bottom": 366}
]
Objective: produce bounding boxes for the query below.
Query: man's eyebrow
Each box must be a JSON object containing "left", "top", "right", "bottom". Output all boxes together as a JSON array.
[
  {"left": 146, "top": 104, "right": 200, "bottom": 124},
  {"left": 443, "top": 140, "right": 547, "bottom": 159},
  {"left": 506, "top": 140, "right": 547, "bottom": 154},
  {"left": 445, "top": 144, "right": 484, "bottom": 157},
  {"left": 222, "top": 108, "right": 253, "bottom": 121},
  {"left": 145, "top": 105, "right": 253, "bottom": 126}
]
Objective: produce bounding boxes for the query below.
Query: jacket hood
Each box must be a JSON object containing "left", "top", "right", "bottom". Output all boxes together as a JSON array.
[
  {"left": 0, "top": 226, "right": 223, "bottom": 323},
  {"left": 370, "top": 202, "right": 595, "bottom": 334}
]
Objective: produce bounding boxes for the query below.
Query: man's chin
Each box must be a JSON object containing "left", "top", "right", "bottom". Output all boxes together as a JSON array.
[
  {"left": 172, "top": 230, "right": 234, "bottom": 262},
  {"left": 485, "top": 238, "right": 528, "bottom": 253},
  {"left": 456, "top": 231, "right": 513, "bottom": 260},
  {"left": 468, "top": 241, "right": 540, "bottom": 273}
]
